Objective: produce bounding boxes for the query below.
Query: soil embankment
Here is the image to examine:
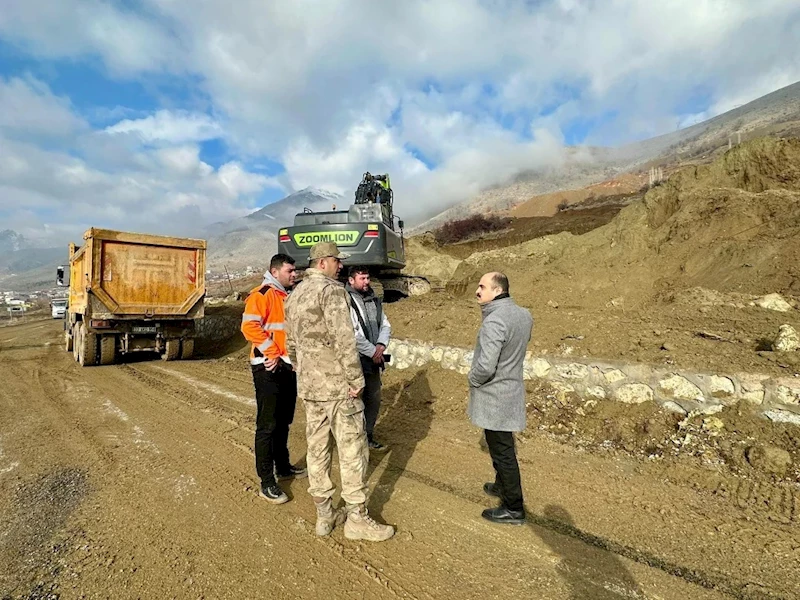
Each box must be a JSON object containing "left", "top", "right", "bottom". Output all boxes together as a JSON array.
[{"left": 395, "top": 137, "right": 800, "bottom": 377}]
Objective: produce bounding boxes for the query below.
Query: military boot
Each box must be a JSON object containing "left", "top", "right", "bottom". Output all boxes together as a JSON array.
[
  {"left": 313, "top": 497, "right": 346, "bottom": 537},
  {"left": 344, "top": 504, "right": 395, "bottom": 542}
]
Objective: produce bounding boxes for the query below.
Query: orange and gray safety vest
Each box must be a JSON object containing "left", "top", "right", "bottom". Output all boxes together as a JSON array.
[{"left": 241, "top": 283, "right": 288, "bottom": 366}]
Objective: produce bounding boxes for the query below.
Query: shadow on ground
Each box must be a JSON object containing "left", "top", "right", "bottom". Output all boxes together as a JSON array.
[{"left": 366, "top": 369, "right": 435, "bottom": 520}]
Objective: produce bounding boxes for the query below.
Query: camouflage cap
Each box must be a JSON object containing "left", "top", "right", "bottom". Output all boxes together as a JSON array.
[{"left": 308, "top": 241, "right": 351, "bottom": 262}]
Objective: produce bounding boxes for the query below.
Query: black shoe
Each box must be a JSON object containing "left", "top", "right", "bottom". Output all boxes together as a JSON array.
[
  {"left": 483, "top": 482, "right": 501, "bottom": 499},
  {"left": 482, "top": 506, "right": 525, "bottom": 525},
  {"left": 259, "top": 484, "right": 289, "bottom": 504},
  {"left": 275, "top": 464, "right": 308, "bottom": 481},
  {"left": 367, "top": 436, "right": 388, "bottom": 452}
]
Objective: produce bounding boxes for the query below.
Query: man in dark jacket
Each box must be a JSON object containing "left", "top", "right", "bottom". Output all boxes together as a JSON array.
[
  {"left": 345, "top": 266, "right": 392, "bottom": 452},
  {"left": 467, "top": 272, "right": 533, "bottom": 525}
]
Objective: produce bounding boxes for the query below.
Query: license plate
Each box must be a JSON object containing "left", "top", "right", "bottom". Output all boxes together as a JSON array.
[{"left": 132, "top": 326, "right": 157, "bottom": 334}]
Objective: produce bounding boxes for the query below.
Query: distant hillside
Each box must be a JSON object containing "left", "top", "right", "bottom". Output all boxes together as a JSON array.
[
  {"left": 205, "top": 187, "right": 343, "bottom": 270},
  {"left": 0, "top": 230, "right": 65, "bottom": 292},
  {"left": 412, "top": 80, "right": 800, "bottom": 233},
  {"left": 0, "top": 229, "right": 25, "bottom": 254}
]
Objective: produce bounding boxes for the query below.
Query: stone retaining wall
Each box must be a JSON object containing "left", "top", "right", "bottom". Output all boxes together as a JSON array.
[
  {"left": 196, "top": 311, "right": 241, "bottom": 342},
  {"left": 386, "top": 338, "right": 800, "bottom": 426},
  {"left": 192, "top": 308, "right": 800, "bottom": 426}
]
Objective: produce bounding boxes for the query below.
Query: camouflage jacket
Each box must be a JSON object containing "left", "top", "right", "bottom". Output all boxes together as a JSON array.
[{"left": 285, "top": 268, "right": 365, "bottom": 401}]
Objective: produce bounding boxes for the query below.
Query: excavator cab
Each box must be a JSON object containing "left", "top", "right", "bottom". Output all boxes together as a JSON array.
[{"left": 355, "top": 172, "right": 394, "bottom": 227}]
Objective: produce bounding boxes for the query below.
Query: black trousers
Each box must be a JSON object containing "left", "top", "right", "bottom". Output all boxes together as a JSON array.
[
  {"left": 485, "top": 429, "right": 524, "bottom": 512},
  {"left": 362, "top": 370, "right": 382, "bottom": 437},
  {"left": 252, "top": 363, "right": 297, "bottom": 487}
]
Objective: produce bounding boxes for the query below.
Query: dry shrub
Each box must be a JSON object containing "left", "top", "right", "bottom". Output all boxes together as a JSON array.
[{"left": 434, "top": 214, "right": 512, "bottom": 244}]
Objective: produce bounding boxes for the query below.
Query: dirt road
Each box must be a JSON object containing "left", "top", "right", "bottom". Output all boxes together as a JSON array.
[{"left": 1, "top": 320, "right": 797, "bottom": 599}]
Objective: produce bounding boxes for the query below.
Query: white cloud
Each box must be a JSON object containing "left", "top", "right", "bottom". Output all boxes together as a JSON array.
[
  {"left": 283, "top": 121, "right": 428, "bottom": 195},
  {"left": 105, "top": 110, "right": 223, "bottom": 145},
  {"left": 0, "top": 76, "right": 86, "bottom": 139},
  {"left": 0, "top": 79, "right": 281, "bottom": 245},
  {"left": 400, "top": 128, "right": 568, "bottom": 223},
  {"left": 0, "top": 0, "right": 182, "bottom": 75}
]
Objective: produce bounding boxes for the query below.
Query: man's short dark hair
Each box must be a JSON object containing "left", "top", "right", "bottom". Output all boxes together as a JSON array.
[
  {"left": 270, "top": 253, "right": 295, "bottom": 271},
  {"left": 491, "top": 272, "right": 509, "bottom": 294},
  {"left": 348, "top": 265, "right": 370, "bottom": 278}
]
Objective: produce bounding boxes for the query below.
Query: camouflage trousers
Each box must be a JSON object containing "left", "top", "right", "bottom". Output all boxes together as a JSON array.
[{"left": 303, "top": 397, "right": 369, "bottom": 505}]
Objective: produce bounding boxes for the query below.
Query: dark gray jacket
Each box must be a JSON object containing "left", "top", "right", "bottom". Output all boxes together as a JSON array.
[{"left": 467, "top": 296, "right": 533, "bottom": 432}]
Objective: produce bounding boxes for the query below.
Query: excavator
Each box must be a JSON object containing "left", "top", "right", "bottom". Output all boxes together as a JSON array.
[{"left": 276, "top": 172, "right": 430, "bottom": 298}]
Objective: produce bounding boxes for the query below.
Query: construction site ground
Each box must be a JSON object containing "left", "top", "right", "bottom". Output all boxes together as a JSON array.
[{"left": 1, "top": 318, "right": 799, "bottom": 600}]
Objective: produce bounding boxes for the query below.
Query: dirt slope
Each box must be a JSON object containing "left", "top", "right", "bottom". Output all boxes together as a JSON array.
[
  {"left": 512, "top": 172, "right": 648, "bottom": 218},
  {"left": 389, "top": 137, "right": 800, "bottom": 376}
]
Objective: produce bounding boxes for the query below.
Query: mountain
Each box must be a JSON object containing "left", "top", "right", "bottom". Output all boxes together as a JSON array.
[
  {"left": 411, "top": 80, "right": 800, "bottom": 233},
  {"left": 205, "top": 187, "right": 344, "bottom": 271},
  {"left": 0, "top": 230, "right": 66, "bottom": 292},
  {"left": 0, "top": 229, "right": 26, "bottom": 254}
]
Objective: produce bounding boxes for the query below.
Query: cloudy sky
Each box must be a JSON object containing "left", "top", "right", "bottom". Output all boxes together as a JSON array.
[{"left": 1, "top": 0, "right": 798, "bottom": 246}]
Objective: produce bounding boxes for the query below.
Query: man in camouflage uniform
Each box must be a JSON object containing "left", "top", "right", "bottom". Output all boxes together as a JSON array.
[{"left": 284, "top": 241, "right": 395, "bottom": 542}]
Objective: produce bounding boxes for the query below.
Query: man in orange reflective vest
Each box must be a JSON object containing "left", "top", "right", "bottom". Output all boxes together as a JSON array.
[{"left": 241, "top": 253, "right": 306, "bottom": 504}]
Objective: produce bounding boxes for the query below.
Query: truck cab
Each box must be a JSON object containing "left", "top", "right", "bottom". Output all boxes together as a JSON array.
[{"left": 51, "top": 298, "right": 68, "bottom": 319}]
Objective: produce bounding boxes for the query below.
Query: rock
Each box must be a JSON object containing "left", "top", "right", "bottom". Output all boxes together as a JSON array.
[
  {"left": 547, "top": 300, "right": 559, "bottom": 309},
  {"left": 603, "top": 369, "right": 627, "bottom": 384},
  {"left": 441, "top": 348, "right": 463, "bottom": 370},
  {"left": 549, "top": 381, "right": 575, "bottom": 401},
  {"left": 394, "top": 358, "right": 412, "bottom": 370},
  {"left": 394, "top": 344, "right": 410, "bottom": 360},
  {"left": 745, "top": 445, "right": 792, "bottom": 476},
  {"left": 586, "top": 386, "right": 606, "bottom": 400},
  {"left": 775, "top": 381, "right": 800, "bottom": 406},
  {"left": 430, "top": 347, "right": 445, "bottom": 362},
  {"left": 658, "top": 374, "right": 704, "bottom": 402},
  {"left": 554, "top": 363, "right": 591, "bottom": 380},
  {"left": 526, "top": 358, "right": 552, "bottom": 379},
  {"left": 754, "top": 293, "right": 794, "bottom": 313},
  {"left": 702, "top": 416, "right": 724, "bottom": 434},
  {"left": 456, "top": 351, "right": 473, "bottom": 375},
  {"left": 736, "top": 372, "right": 769, "bottom": 405},
  {"left": 661, "top": 342, "right": 676, "bottom": 352},
  {"left": 706, "top": 376, "right": 735, "bottom": 400},
  {"left": 764, "top": 410, "right": 800, "bottom": 426},
  {"left": 662, "top": 401, "right": 688, "bottom": 415},
  {"left": 413, "top": 346, "right": 433, "bottom": 367},
  {"left": 614, "top": 384, "right": 653, "bottom": 404},
  {"left": 773, "top": 324, "right": 800, "bottom": 352},
  {"left": 742, "top": 390, "right": 765, "bottom": 405}
]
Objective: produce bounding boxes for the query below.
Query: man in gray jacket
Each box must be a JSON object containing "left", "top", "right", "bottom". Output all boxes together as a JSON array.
[
  {"left": 467, "top": 272, "right": 533, "bottom": 525},
  {"left": 345, "top": 266, "right": 392, "bottom": 452}
]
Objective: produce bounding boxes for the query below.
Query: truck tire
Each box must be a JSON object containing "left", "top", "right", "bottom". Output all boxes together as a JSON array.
[
  {"left": 180, "top": 338, "right": 195, "bottom": 360},
  {"left": 99, "top": 335, "right": 116, "bottom": 365},
  {"left": 65, "top": 329, "right": 73, "bottom": 353},
  {"left": 162, "top": 339, "right": 180, "bottom": 361},
  {"left": 78, "top": 323, "right": 98, "bottom": 366}
]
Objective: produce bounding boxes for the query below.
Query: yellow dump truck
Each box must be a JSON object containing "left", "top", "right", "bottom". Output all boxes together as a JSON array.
[{"left": 63, "top": 228, "right": 206, "bottom": 366}]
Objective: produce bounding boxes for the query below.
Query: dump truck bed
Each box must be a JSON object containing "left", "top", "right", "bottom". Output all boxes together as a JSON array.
[{"left": 69, "top": 228, "right": 206, "bottom": 319}]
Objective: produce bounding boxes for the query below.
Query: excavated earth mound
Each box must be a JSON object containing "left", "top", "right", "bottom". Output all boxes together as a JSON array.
[{"left": 387, "top": 137, "right": 800, "bottom": 376}]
